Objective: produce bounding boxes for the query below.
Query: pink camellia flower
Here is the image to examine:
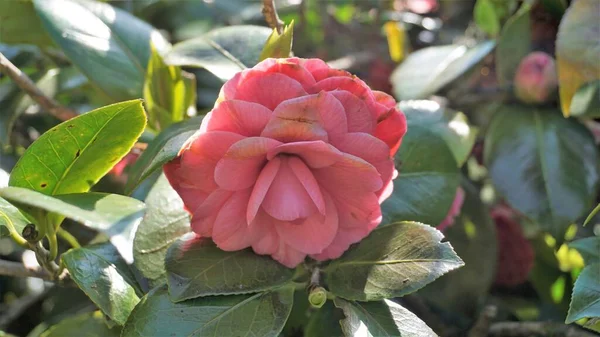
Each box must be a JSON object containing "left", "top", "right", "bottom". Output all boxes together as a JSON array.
[
  {"left": 164, "top": 58, "right": 407, "bottom": 267},
  {"left": 437, "top": 187, "right": 465, "bottom": 232},
  {"left": 514, "top": 52, "right": 558, "bottom": 104}
]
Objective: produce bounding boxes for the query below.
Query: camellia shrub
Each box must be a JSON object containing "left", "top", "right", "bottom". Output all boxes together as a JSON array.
[{"left": 0, "top": 0, "right": 598, "bottom": 336}]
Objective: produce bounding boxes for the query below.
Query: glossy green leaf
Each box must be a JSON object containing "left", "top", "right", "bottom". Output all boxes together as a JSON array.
[
  {"left": 9, "top": 100, "right": 146, "bottom": 196},
  {"left": 33, "top": 0, "right": 171, "bottom": 101},
  {"left": 0, "top": 187, "right": 145, "bottom": 262},
  {"left": 570, "top": 80, "right": 600, "bottom": 118},
  {"left": 133, "top": 174, "right": 190, "bottom": 286},
  {"left": 474, "top": 0, "right": 500, "bottom": 37},
  {"left": 62, "top": 243, "right": 141, "bottom": 326},
  {"left": 381, "top": 105, "right": 461, "bottom": 225},
  {"left": 570, "top": 237, "right": 600, "bottom": 264},
  {"left": 259, "top": 21, "right": 295, "bottom": 61},
  {"left": 40, "top": 311, "right": 120, "bottom": 337},
  {"left": 584, "top": 203, "right": 600, "bottom": 226},
  {"left": 121, "top": 285, "right": 294, "bottom": 337},
  {"left": 125, "top": 116, "right": 201, "bottom": 194},
  {"left": 144, "top": 45, "right": 196, "bottom": 132},
  {"left": 0, "top": 0, "right": 54, "bottom": 47},
  {"left": 399, "top": 100, "right": 477, "bottom": 166},
  {"left": 166, "top": 234, "right": 295, "bottom": 301},
  {"left": 334, "top": 298, "right": 436, "bottom": 337},
  {"left": 556, "top": 0, "right": 600, "bottom": 116},
  {"left": 165, "top": 25, "right": 272, "bottom": 81},
  {"left": 566, "top": 263, "right": 600, "bottom": 323},
  {"left": 324, "top": 222, "right": 464, "bottom": 301},
  {"left": 484, "top": 106, "right": 599, "bottom": 239},
  {"left": 391, "top": 41, "right": 495, "bottom": 100},
  {"left": 495, "top": 0, "right": 533, "bottom": 85},
  {"left": 0, "top": 197, "right": 29, "bottom": 241},
  {"left": 304, "top": 301, "right": 345, "bottom": 337},
  {"left": 419, "top": 181, "right": 497, "bottom": 318}
]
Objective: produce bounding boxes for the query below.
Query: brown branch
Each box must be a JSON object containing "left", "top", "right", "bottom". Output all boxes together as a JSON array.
[
  {"left": 262, "top": 0, "right": 284, "bottom": 34},
  {"left": 0, "top": 259, "right": 53, "bottom": 281},
  {"left": 0, "top": 51, "right": 78, "bottom": 121},
  {"left": 468, "top": 305, "right": 497, "bottom": 337},
  {"left": 489, "top": 322, "right": 598, "bottom": 337}
]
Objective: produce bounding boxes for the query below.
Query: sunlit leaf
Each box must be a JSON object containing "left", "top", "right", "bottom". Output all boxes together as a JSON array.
[{"left": 259, "top": 21, "right": 294, "bottom": 61}]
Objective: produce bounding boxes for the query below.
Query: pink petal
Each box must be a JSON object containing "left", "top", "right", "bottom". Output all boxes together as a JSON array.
[
  {"left": 330, "top": 90, "right": 376, "bottom": 134},
  {"left": 164, "top": 157, "right": 209, "bottom": 213},
  {"left": 212, "top": 189, "right": 255, "bottom": 251},
  {"left": 267, "top": 141, "right": 343, "bottom": 168},
  {"left": 224, "top": 70, "right": 307, "bottom": 110},
  {"left": 177, "top": 131, "right": 244, "bottom": 192},
  {"left": 297, "top": 58, "right": 352, "bottom": 82},
  {"left": 189, "top": 189, "right": 233, "bottom": 236},
  {"left": 272, "top": 243, "right": 307, "bottom": 268},
  {"left": 311, "top": 225, "right": 373, "bottom": 261},
  {"left": 375, "top": 107, "right": 407, "bottom": 156},
  {"left": 261, "top": 92, "right": 347, "bottom": 142},
  {"left": 214, "top": 137, "right": 282, "bottom": 190},
  {"left": 247, "top": 157, "right": 282, "bottom": 225},
  {"left": 333, "top": 192, "right": 382, "bottom": 229},
  {"left": 276, "top": 190, "right": 338, "bottom": 254},
  {"left": 313, "top": 153, "right": 383, "bottom": 196},
  {"left": 332, "top": 133, "right": 395, "bottom": 198},
  {"left": 262, "top": 156, "right": 320, "bottom": 221},
  {"left": 249, "top": 210, "right": 280, "bottom": 255},
  {"left": 438, "top": 187, "right": 466, "bottom": 231},
  {"left": 311, "top": 76, "right": 374, "bottom": 103},
  {"left": 204, "top": 100, "right": 272, "bottom": 136},
  {"left": 373, "top": 91, "right": 396, "bottom": 108},
  {"left": 288, "top": 156, "right": 326, "bottom": 215},
  {"left": 254, "top": 58, "right": 317, "bottom": 89}
]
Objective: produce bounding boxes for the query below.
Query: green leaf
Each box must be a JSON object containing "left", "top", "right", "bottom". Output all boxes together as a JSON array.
[
  {"left": 125, "top": 116, "right": 201, "bottom": 194},
  {"left": 570, "top": 80, "right": 600, "bottom": 118},
  {"left": 556, "top": 0, "right": 600, "bottom": 116},
  {"left": 570, "top": 237, "right": 600, "bottom": 264},
  {"left": 381, "top": 105, "right": 461, "bottom": 225},
  {"left": 399, "top": 100, "right": 477, "bottom": 166},
  {"left": 391, "top": 41, "right": 495, "bottom": 100},
  {"left": 566, "top": 263, "right": 600, "bottom": 323},
  {"left": 419, "top": 181, "right": 497, "bottom": 318},
  {"left": 62, "top": 243, "right": 141, "bottom": 326},
  {"left": 0, "top": 187, "right": 145, "bottom": 262},
  {"left": 9, "top": 100, "right": 146, "bottom": 196},
  {"left": 165, "top": 25, "right": 272, "bottom": 81},
  {"left": 121, "top": 285, "right": 294, "bottom": 337},
  {"left": 133, "top": 174, "right": 190, "bottom": 287},
  {"left": 40, "top": 311, "right": 120, "bottom": 337},
  {"left": 323, "top": 222, "right": 464, "bottom": 301},
  {"left": 495, "top": 0, "right": 533, "bottom": 85},
  {"left": 165, "top": 234, "right": 295, "bottom": 301},
  {"left": 259, "top": 21, "right": 295, "bottom": 61},
  {"left": 474, "top": 0, "right": 500, "bottom": 37},
  {"left": 334, "top": 298, "right": 436, "bottom": 337},
  {"left": 584, "top": 203, "right": 600, "bottom": 226},
  {"left": 33, "top": 0, "right": 171, "bottom": 101},
  {"left": 144, "top": 45, "right": 196, "bottom": 132},
  {"left": 0, "top": 0, "right": 54, "bottom": 47},
  {"left": 484, "top": 106, "right": 599, "bottom": 239},
  {"left": 304, "top": 301, "right": 345, "bottom": 337},
  {"left": 0, "top": 197, "right": 29, "bottom": 241},
  {"left": 541, "top": 0, "right": 568, "bottom": 18}
]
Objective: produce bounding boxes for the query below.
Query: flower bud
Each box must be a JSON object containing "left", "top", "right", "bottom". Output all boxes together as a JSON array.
[
  {"left": 308, "top": 286, "right": 328, "bottom": 309},
  {"left": 514, "top": 52, "right": 558, "bottom": 104}
]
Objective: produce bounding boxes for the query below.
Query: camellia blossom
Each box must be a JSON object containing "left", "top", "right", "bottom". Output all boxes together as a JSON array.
[
  {"left": 164, "top": 57, "right": 407, "bottom": 267},
  {"left": 437, "top": 187, "right": 465, "bottom": 232},
  {"left": 514, "top": 51, "right": 558, "bottom": 104}
]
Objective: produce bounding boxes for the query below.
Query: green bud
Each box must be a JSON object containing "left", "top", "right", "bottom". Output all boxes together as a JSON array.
[{"left": 308, "top": 286, "right": 327, "bottom": 308}]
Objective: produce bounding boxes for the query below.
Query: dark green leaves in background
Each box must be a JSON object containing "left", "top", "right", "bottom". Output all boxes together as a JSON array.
[
  {"left": 166, "top": 234, "right": 295, "bottom": 301},
  {"left": 566, "top": 263, "right": 600, "bottom": 324},
  {"left": 334, "top": 298, "right": 436, "bottom": 337},
  {"left": 323, "top": 222, "right": 464, "bottom": 301},
  {"left": 133, "top": 174, "right": 190, "bottom": 287},
  {"left": 62, "top": 243, "right": 141, "bottom": 325},
  {"left": 495, "top": 0, "right": 532, "bottom": 85},
  {"left": 33, "top": 0, "right": 171, "bottom": 101},
  {"left": 484, "top": 106, "right": 599, "bottom": 239},
  {"left": 39, "top": 311, "right": 120, "bottom": 337},
  {"left": 382, "top": 101, "right": 465, "bottom": 225},
  {"left": 165, "top": 25, "right": 272, "bottom": 81},
  {"left": 0, "top": 0, "right": 54, "bottom": 47},
  {"left": 121, "top": 285, "right": 294, "bottom": 337}
]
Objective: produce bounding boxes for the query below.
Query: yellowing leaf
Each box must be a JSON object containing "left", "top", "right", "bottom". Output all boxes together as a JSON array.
[
  {"left": 384, "top": 22, "right": 405, "bottom": 62},
  {"left": 556, "top": 0, "right": 600, "bottom": 116},
  {"left": 259, "top": 20, "right": 294, "bottom": 61}
]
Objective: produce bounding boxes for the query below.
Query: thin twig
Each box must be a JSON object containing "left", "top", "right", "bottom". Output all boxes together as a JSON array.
[
  {"left": 0, "top": 51, "right": 78, "bottom": 121},
  {"left": 262, "top": 0, "right": 284, "bottom": 34},
  {"left": 468, "top": 305, "right": 497, "bottom": 337},
  {"left": 489, "top": 322, "right": 598, "bottom": 337},
  {"left": 0, "top": 259, "right": 53, "bottom": 281}
]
